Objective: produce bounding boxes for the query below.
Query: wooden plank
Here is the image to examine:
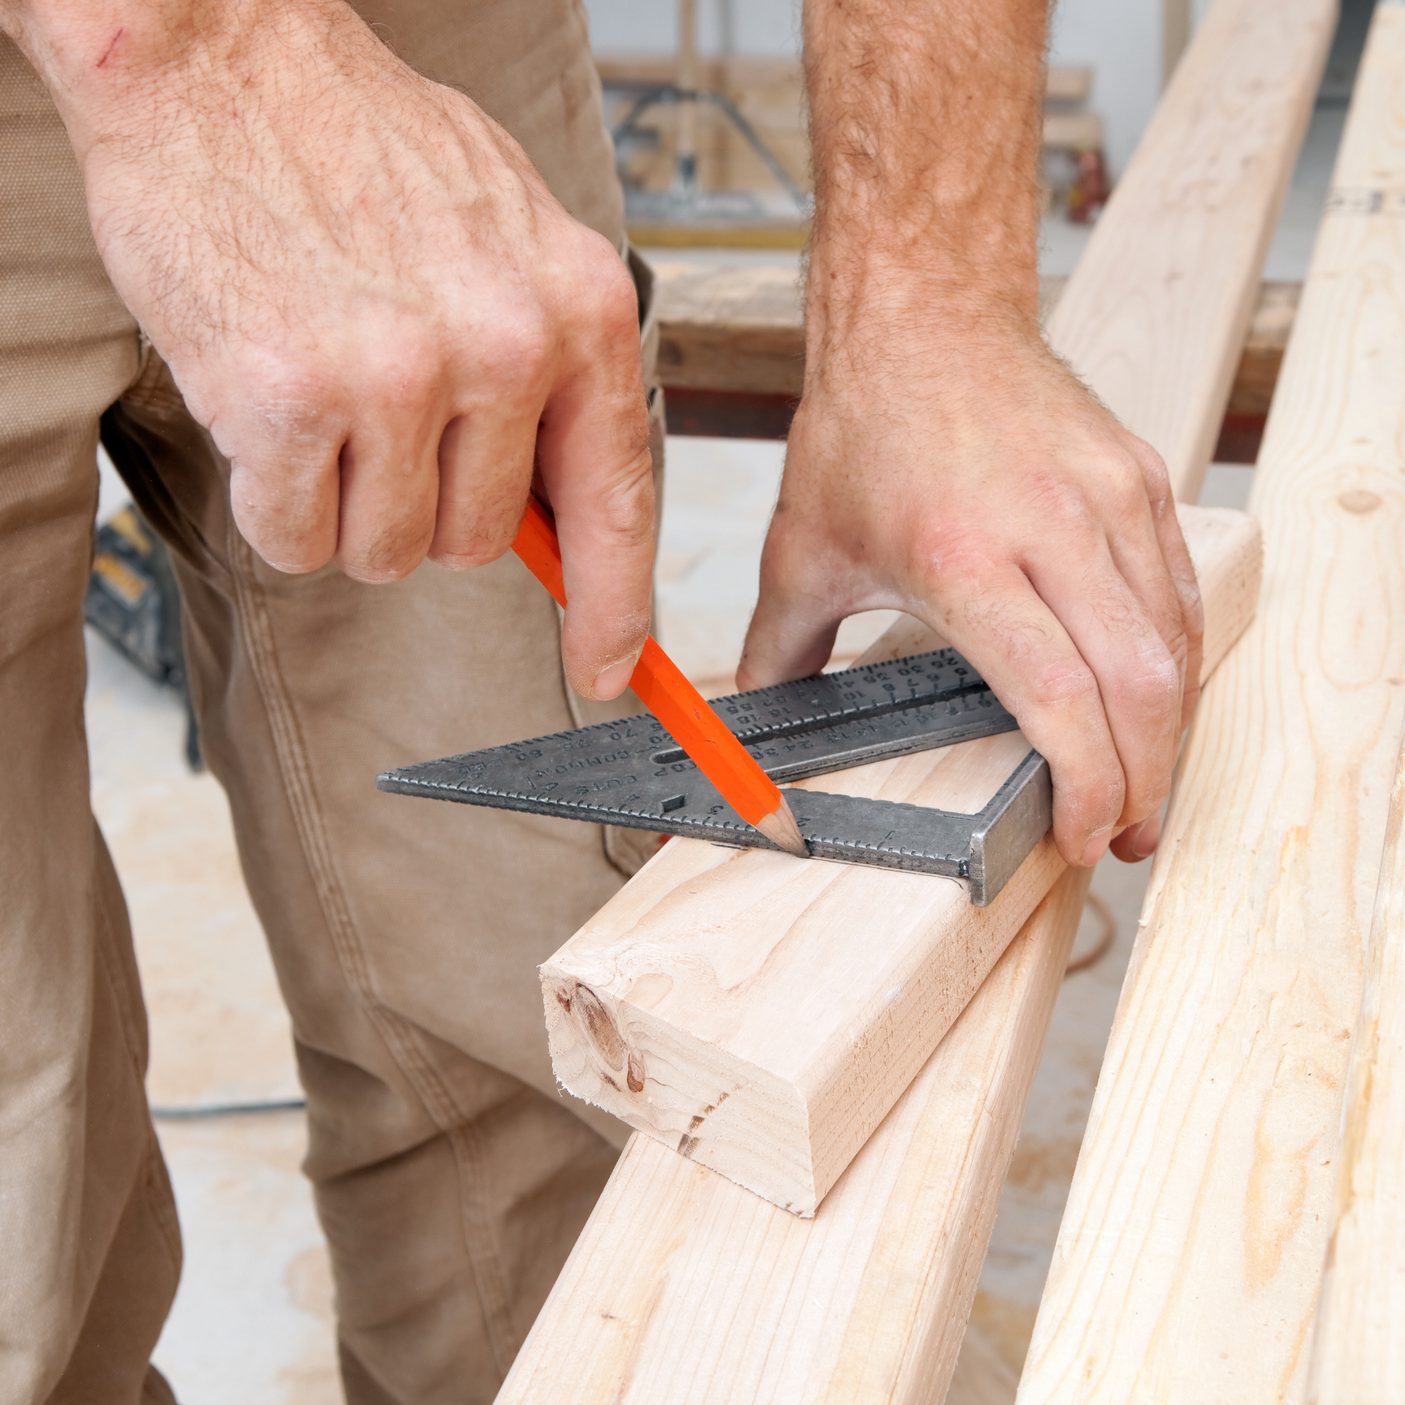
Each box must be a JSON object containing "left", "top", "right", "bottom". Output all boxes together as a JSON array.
[
  {"left": 1308, "top": 738, "right": 1405, "bottom": 1403},
  {"left": 1019, "top": 9, "right": 1405, "bottom": 1402},
  {"left": 1163, "top": 0, "right": 1194, "bottom": 84},
  {"left": 543, "top": 727, "right": 1067, "bottom": 1215},
  {"left": 1046, "top": 65, "right": 1094, "bottom": 105},
  {"left": 506, "top": 874, "right": 1092, "bottom": 1405},
  {"left": 596, "top": 53, "right": 1092, "bottom": 106},
  {"left": 544, "top": 0, "right": 1331, "bottom": 1221},
  {"left": 503, "top": 508, "right": 1260, "bottom": 1404},
  {"left": 661, "top": 383, "right": 1273, "bottom": 464},
  {"left": 1041, "top": 110, "right": 1104, "bottom": 153},
  {"left": 505, "top": 3, "right": 1329, "bottom": 1391},
  {"left": 654, "top": 264, "right": 1296, "bottom": 445},
  {"left": 544, "top": 507, "right": 1260, "bottom": 1222}
]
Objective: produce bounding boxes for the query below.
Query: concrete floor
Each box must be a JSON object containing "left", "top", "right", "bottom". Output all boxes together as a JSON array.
[{"left": 83, "top": 82, "right": 1342, "bottom": 1404}]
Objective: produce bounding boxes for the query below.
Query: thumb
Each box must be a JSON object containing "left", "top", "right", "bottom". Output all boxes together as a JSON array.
[{"left": 738, "top": 570, "right": 842, "bottom": 690}]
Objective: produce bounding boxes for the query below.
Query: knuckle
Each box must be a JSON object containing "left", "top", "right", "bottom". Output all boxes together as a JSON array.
[
  {"left": 230, "top": 466, "right": 332, "bottom": 574},
  {"left": 1029, "top": 658, "right": 1099, "bottom": 712},
  {"left": 595, "top": 452, "right": 656, "bottom": 550},
  {"left": 1124, "top": 761, "right": 1171, "bottom": 819},
  {"left": 612, "top": 401, "right": 654, "bottom": 471},
  {"left": 481, "top": 309, "right": 554, "bottom": 391},
  {"left": 1080, "top": 566, "right": 1140, "bottom": 636},
  {"left": 244, "top": 361, "right": 338, "bottom": 446},
  {"left": 1106, "top": 469, "right": 1149, "bottom": 527},
  {"left": 1112, "top": 642, "right": 1180, "bottom": 717},
  {"left": 431, "top": 519, "right": 516, "bottom": 570},
  {"left": 380, "top": 341, "right": 443, "bottom": 408},
  {"left": 337, "top": 528, "right": 426, "bottom": 584},
  {"left": 758, "top": 523, "right": 806, "bottom": 587},
  {"left": 909, "top": 524, "right": 1001, "bottom": 595},
  {"left": 1021, "top": 473, "right": 1095, "bottom": 532},
  {"left": 1131, "top": 443, "right": 1175, "bottom": 520},
  {"left": 1068, "top": 765, "right": 1125, "bottom": 835},
  {"left": 587, "top": 262, "right": 641, "bottom": 344},
  {"left": 1136, "top": 442, "right": 1173, "bottom": 496},
  {"left": 756, "top": 519, "right": 841, "bottom": 609},
  {"left": 237, "top": 520, "right": 329, "bottom": 576}
]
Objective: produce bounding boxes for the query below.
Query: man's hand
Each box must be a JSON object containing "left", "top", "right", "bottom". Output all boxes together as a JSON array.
[
  {"left": 744, "top": 0, "right": 1203, "bottom": 867},
  {"left": 740, "top": 325, "right": 1202, "bottom": 868},
  {"left": 4, "top": 0, "right": 654, "bottom": 699}
]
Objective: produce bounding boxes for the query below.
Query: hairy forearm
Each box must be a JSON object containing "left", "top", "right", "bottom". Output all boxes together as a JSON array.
[
  {"left": 803, "top": 0, "right": 1048, "bottom": 355},
  {"left": 0, "top": 0, "right": 344, "bottom": 154},
  {"left": 2, "top": 0, "right": 222, "bottom": 85}
]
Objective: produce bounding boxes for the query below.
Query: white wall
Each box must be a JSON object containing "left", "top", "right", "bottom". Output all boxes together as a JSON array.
[
  {"left": 583, "top": 0, "right": 802, "bottom": 59},
  {"left": 1048, "top": 0, "right": 1162, "bottom": 174},
  {"left": 583, "top": 0, "right": 1166, "bottom": 176}
]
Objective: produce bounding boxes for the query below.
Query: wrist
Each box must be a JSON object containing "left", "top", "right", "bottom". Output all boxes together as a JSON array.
[
  {"left": 802, "top": 248, "right": 1042, "bottom": 388},
  {"left": 3, "top": 0, "right": 227, "bottom": 81},
  {"left": 6, "top": 0, "right": 343, "bottom": 156}
]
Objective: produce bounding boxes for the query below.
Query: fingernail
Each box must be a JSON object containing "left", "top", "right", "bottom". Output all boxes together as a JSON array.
[
  {"left": 1130, "top": 813, "right": 1163, "bottom": 858},
  {"left": 1080, "top": 825, "right": 1115, "bottom": 867},
  {"left": 593, "top": 653, "right": 641, "bottom": 698}
]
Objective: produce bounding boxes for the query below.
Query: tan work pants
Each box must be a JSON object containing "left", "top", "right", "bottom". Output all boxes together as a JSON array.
[{"left": 0, "top": 3, "right": 656, "bottom": 1401}]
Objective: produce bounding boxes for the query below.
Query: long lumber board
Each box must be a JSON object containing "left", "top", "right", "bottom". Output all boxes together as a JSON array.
[
  {"left": 506, "top": 876, "right": 1092, "bottom": 1405},
  {"left": 543, "top": 512, "right": 1251, "bottom": 1219},
  {"left": 1018, "top": 9, "right": 1405, "bottom": 1401},
  {"left": 656, "top": 263, "right": 1297, "bottom": 425},
  {"left": 541, "top": 0, "right": 1333, "bottom": 1220},
  {"left": 501, "top": 510, "right": 1259, "bottom": 1405},
  {"left": 505, "top": 4, "right": 1329, "bottom": 1392},
  {"left": 1307, "top": 738, "right": 1405, "bottom": 1403}
]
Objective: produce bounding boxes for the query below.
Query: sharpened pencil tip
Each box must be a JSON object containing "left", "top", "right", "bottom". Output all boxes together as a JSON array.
[{"left": 756, "top": 797, "right": 810, "bottom": 858}]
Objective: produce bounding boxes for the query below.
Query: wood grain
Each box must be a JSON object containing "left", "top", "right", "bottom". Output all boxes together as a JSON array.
[
  {"left": 1307, "top": 739, "right": 1405, "bottom": 1403},
  {"left": 508, "top": 510, "right": 1259, "bottom": 1402},
  {"left": 1019, "top": 8, "right": 1405, "bottom": 1402},
  {"left": 543, "top": 509, "right": 1260, "bottom": 1217},
  {"left": 543, "top": 0, "right": 1331, "bottom": 1222},
  {"left": 504, "top": 872, "right": 1092, "bottom": 1405},
  {"left": 501, "top": 3, "right": 1331, "bottom": 1399}
]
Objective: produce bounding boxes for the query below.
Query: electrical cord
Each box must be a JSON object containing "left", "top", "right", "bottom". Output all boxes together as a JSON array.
[
  {"left": 1065, "top": 889, "right": 1117, "bottom": 976},
  {"left": 150, "top": 1097, "right": 306, "bottom": 1121}
]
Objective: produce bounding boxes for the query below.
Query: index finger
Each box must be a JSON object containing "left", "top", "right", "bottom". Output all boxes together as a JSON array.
[
  {"left": 534, "top": 332, "right": 656, "bottom": 699},
  {"left": 922, "top": 563, "right": 1127, "bottom": 868},
  {"left": 1134, "top": 446, "right": 1204, "bottom": 729}
]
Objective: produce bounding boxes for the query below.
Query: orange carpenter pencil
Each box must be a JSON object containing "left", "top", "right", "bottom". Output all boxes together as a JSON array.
[{"left": 512, "top": 496, "right": 808, "bottom": 857}]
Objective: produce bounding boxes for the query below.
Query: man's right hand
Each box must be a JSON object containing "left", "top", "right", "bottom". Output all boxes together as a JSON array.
[{"left": 5, "top": 0, "right": 655, "bottom": 700}]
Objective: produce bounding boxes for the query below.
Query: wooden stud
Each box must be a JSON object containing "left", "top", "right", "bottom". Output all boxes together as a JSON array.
[
  {"left": 543, "top": 508, "right": 1260, "bottom": 1218},
  {"left": 1019, "top": 8, "right": 1405, "bottom": 1401},
  {"left": 653, "top": 265, "right": 1297, "bottom": 458},
  {"left": 499, "top": 3, "right": 1333, "bottom": 1399},
  {"left": 541, "top": 0, "right": 1333, "bottom": 1222},
  {"left": 654, "top": 263, "right": 1296, "bottom": 415},
  {"left": 1307, "top": 739, "right": 1405, "bottom": 1403},
  {"left": 504, "top": 509, "right": 1259, "bottom": 1404}
]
